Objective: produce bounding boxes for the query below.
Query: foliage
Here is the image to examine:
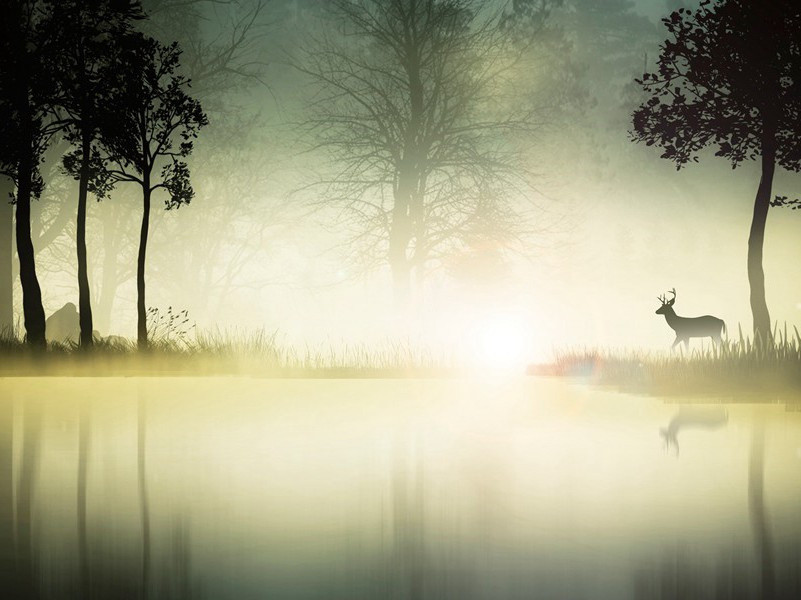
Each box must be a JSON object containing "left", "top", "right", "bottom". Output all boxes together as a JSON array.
[
  {"left": 48, "top": 0, "right": 145, "bottom": 196},
  {"left": 0, "top": 0, "right": 63, "bottom": 199},
  {"left": 101, "top": 36, "right": 208, "bottom": 208},
  {"left": 631, "top": 0, "right": 801, "bottom": 171}
]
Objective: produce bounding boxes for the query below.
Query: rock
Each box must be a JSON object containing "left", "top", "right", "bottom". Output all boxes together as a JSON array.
[{"left": 45, "top": 302, "right": 80, "bottom": 344}]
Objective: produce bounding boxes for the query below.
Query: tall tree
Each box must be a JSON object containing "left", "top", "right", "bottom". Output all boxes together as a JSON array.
[
  {"left": 631, "top": 0, "right": 801, "bottom": 342},
  {"left": 0, "top": 0, "right": 63, "bottom": 348},
  {"left": 101, "top": 37, "right": 207, "bottom": 350},
  {"left": 0, "top": 177, "right": 12, "bottom": 335},
  {"left": 299, "top": 0, "right": 548, "bottom": 306},
  {"left": 49, "top": 0, "right": 145, "bottom": 349}
]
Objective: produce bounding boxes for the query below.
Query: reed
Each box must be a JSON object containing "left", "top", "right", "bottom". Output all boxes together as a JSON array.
[
  {"left": 0, "top": 323, "right": 454, "bottom": 377},
  {"left": 535, "top": 323, "right": 801, "bottom": 397}
]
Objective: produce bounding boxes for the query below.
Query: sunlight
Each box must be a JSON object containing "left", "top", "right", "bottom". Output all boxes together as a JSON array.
[{"left": 471, "top": 312, "right": 531, "bottom": 370}]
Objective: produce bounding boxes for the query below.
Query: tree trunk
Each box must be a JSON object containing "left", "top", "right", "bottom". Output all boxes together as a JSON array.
[
  {"left": 16, "top": 124, "right": 46, "bottom": 349},
  {"left": 77, "top": 129, "right": 93, "bottom": 348},
  {"left": 390, "top": 29, "right": 425, "bottom": 311},
  {"left": 748, "top": 129, "right": 775, "bottom": 344},
  {"left": 96, "top": 214, "right": 121, "bottom": 335},
  {"left": 0, "top": 176, "right": 13, "bottom": 336},
  {"left": 389, "top": 200, "right": 411, "bottom": 308},
  {"left": 137, "top": 186, "right": 151, "bottom": 350}
]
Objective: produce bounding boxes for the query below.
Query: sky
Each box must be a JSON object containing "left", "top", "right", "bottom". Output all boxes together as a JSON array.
[{"left": 16, "top": 0, "right": 801, "bottom": 364}]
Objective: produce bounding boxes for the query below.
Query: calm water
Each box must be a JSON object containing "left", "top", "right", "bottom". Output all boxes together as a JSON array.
[{"left": 0, "top": 377, "right": 800, "bottom": 599}]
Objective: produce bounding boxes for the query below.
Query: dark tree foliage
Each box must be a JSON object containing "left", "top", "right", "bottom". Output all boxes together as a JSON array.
[
  {"left": 631, "top": 0, "right": 801, "bottom": 341},
  {"left": 48, "top": 0, "right": 145, "bottom": 349},
  {"left": 100, "top": 36, "right": 207, "bottom": 350},
  {"left": 0, "top": 0, "right": 64, "bottom": 348}
]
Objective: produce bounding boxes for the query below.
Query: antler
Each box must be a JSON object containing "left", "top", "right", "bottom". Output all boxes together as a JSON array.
[
  {"left": 657, "top": 294, "right": 666, "bottom": 304},
  {"left": 668, "top": 288, "right": 676, "bottom": 304}
]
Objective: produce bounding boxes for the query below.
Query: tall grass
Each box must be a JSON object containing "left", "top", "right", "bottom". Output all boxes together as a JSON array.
[
  {"left": 538, "top": 323, "right": 801, "bottom": 397},
  {"left": 0, "top": 322, "right": 455, "bottom": 377}
]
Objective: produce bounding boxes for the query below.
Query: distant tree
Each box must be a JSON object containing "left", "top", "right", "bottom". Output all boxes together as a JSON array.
[
  {"left": 48, "top": 0, "right": 145, "bottom": 349},
  {"left": 299, "top": 0, "right": 550, "bottom": 307},
  {"left": 142, "top": 0, "right": 269, "bottom": 101},
  {"left": 0, "top": 0, "right": 63, "bottom": 348},
  {"left": 100, "top": 36, "right": 207, "bottom": 350},
  {"left": 631, "top": 0, "right": 801, "bottom": 342}
]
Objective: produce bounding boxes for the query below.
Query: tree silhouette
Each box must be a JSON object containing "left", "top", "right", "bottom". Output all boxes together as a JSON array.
[
  {"left": 100, "top": 36, "right": 207, "bottom": 350},
  {"left": 631, "top": 0, "right": 801, "bottom": 342},
  {"left": 0, "top": 0, "right": 64, "bottom": 348},
  {"left": 49, "top": 0, "right": 145, "bottom": 349},
  {"left": 299, "top": 0, "right": 546, "bottom": 307}
]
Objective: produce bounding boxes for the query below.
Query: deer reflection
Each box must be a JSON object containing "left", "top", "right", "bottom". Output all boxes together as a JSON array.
[{"left": 660, "top": 406, "right": 728, "bottom": 455}]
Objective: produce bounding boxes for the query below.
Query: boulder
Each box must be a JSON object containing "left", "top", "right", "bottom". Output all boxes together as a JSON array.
[{"left": 45, "top": 302, "right": 80, "bottom": 344}]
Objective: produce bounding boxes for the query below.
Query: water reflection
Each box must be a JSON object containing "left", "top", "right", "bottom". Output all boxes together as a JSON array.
[
  {"left": 0, "top": 378, "right": 799, "bottom": 599},
  {"left": 659, "top": 406, "right": 728, "bottom": 455},
  {"left": 749, "top": 418, "right": 774, "bottom": 600}
]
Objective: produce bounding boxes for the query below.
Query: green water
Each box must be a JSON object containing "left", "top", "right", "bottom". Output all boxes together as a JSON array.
[{"left": 0, "top": 377, "right": 799, "bottom": 599}]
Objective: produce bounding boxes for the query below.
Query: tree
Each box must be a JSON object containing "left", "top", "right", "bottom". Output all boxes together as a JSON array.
[
  {"left": 75, "top": 0, "right": 269, "bottom": 338},
  {"left": 631, "top": 0, "right": 801, "bottom": 342},
  {"left": 0, "top": 176, "right": 12, "bottom": 335},
  {"left": 101, "top": 36, "right": 207, "bottom": 350},
  {"left": 299, "top": 0, "right": 547, "bottom": 307},
  {"left": 0, "top": 0, "right": 64, "bottom": 348},
  {"left": 49, "top": 0, "right": 144, "bottom": 349}
]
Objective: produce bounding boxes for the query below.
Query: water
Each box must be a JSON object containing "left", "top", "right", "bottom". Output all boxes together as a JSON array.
[{"left": 1, "top": 376, "right": 800, "bottom": 599}]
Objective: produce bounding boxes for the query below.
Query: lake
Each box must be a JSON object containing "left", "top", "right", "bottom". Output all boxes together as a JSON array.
[{"left": 0, "top": 377, "right": 799, "bottom": 599}]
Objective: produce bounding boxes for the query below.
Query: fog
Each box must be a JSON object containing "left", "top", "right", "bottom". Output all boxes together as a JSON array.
[{"left": 5, "top": 0, "right": 801, "bottom": 362}]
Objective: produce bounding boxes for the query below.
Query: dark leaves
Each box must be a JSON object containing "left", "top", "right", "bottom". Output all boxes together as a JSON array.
[{"left": 630, "top": 0, "right": 801, "bottom": 171}]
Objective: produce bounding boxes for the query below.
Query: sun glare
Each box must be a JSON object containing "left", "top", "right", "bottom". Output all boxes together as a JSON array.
[{"left": 471, "top": 313, "right": 531, "bottom": 370}]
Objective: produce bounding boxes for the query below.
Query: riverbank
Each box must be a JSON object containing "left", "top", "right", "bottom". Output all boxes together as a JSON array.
[
  {"left": 530, "top": 326, "right": 801, "bottom": 400},
  {"left": 0, "top": 329, "right": 460, "bottom": 378}
]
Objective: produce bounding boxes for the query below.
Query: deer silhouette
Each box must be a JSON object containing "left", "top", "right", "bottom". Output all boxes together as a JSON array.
[{"left": 655, "top": 288, "right": 726, "bottom": 349}]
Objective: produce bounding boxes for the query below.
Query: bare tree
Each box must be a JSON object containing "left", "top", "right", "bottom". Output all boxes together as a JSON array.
[
  {"left": 298, "top": 0, "right": 551, "bottom": 306},
  {"left": 142, "top": 0, "right": 269, "bottom": 99}
]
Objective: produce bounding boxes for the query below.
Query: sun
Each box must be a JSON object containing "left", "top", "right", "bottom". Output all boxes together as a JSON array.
[{"left": 471, "top": 313, "right": 531, "bottom": 370}]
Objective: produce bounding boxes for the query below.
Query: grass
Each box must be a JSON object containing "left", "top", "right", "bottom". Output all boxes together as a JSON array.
[
  {"left": 530, "top": 323, "right": 801, "bottom": 399},
  {"left": 0, "top": 322, "right": 457, "bottom": 377}
]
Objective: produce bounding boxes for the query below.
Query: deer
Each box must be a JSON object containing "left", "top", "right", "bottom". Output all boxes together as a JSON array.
[{"left": 655, "top": 288, "right": 726, "bottom": 349}]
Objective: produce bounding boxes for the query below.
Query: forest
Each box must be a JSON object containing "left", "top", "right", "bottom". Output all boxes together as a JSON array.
[
  {"left": 1, "top": 0, "right": 801, "bottom": 380},
  {"left": 4, "top": 3, "right": 801, "bottom": 600}
]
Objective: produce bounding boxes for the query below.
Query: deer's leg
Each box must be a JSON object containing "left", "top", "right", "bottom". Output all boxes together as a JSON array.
[
  {"left": 671, "top": 337, "right": 681, "bottom": 350},
  {"left": 683, "top": 338, "right": 689, "bottom": 351}
]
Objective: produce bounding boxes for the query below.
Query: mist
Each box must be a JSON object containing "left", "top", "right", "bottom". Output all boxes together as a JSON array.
[{"left": 3, "top": 0, "right": 800, "bottom": 361}]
